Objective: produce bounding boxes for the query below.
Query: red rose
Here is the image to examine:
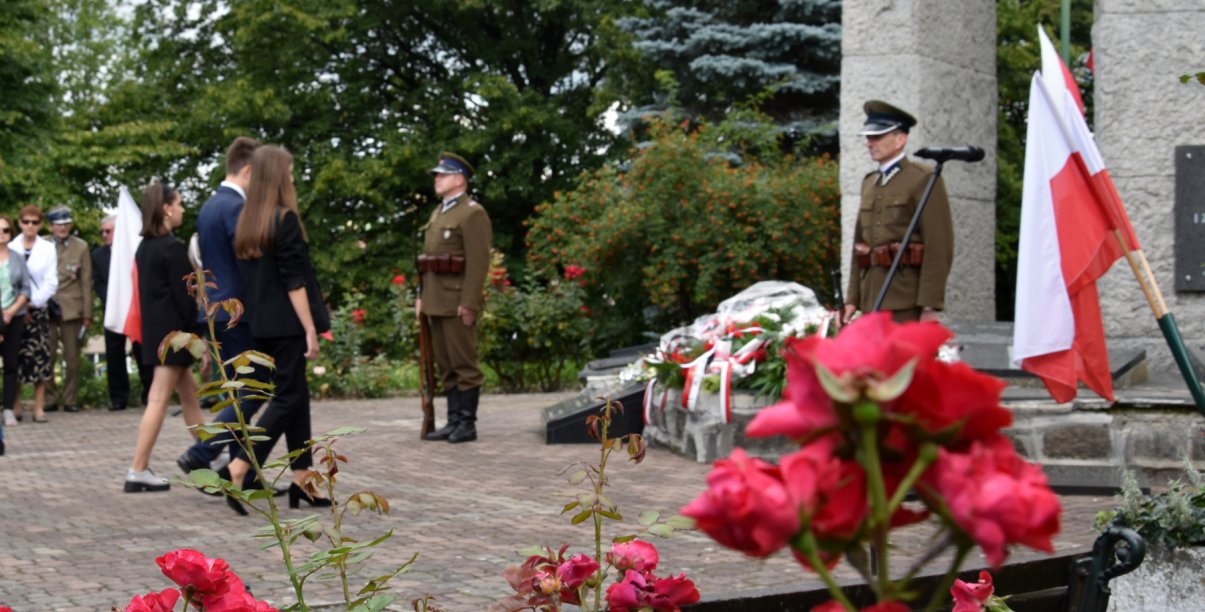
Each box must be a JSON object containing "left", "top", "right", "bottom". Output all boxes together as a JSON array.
[
  {"left": 778, "top": 440, "right": 867, "bottom": 571},
  {"left": 155, "top": 549, "right": 234, "bottom": 596},
  {"left": 951, "top": 570, "right": 994, "bottom": 612},
  {"left": 891, "top": 360, "right": 1013, "bottom": 445},
  {"left": 351, "top": 309, "right": 366, "bottom": 325},
  {"left": 201, "top": 583, "right": 278, "bottom": 612},
  {"left": 607, "top": 540, "right": 659, "bottom": 573},
  {"left": 681, "top": 448, "right": 800, "bottom": 557},
  {"left": 391, "top": 274, "right": 406, "bottom": 286},
  {"left": 555, "top": 553, "right": 599, "bottom": 604},
  {"left": 564, "top": 265, "right": 586, "bottom": 281},
  {"left": 922, "top": 436, "right": 1062, "bottom": 567},
  {"left": 123, "top": 588, "right": 181, "bottom": 612},
  {"left": 747, "top": 313, "right": 951, "bottom": 441},
  {"left": 605, "top": 570, "right": 699, "bottom": 612}
]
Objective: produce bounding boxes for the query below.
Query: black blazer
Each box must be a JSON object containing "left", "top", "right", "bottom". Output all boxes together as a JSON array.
[
  {"left": 135, "top": 234, "right": 197, "bottom": 364},
  {"left": 238, "top": 210, "right": 329, "bottom": 339},
  {"left": 91, "top": 244, "right": 110, "bottom": 305}
]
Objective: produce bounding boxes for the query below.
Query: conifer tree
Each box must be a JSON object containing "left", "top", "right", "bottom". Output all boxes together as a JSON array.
[{"left": 612, "top": 0, "right": 841, "bottom": 149}]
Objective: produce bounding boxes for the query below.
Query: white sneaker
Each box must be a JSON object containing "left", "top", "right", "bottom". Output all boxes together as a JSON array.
[
  {"left": 124, "top": 468, "right": 171, "bottom": 493},
  {"left": 3, "top": 409, "right": 16, "bottom": 426},
  {"left": 210, "top": 453, "right": 232, "bottom": 473}
]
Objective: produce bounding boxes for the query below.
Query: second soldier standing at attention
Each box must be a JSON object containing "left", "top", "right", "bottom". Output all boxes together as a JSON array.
[
  {"left": 842, "top": 100, "right": 954, "bottom": 325},
  {"left": 417, "top": 152, "right": 491, "bottom": 444}
]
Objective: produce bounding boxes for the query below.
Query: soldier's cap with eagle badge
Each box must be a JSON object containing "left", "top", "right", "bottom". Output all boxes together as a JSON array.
[
  {"left": 429, "top": 151, "right": 476, "bottom": 180},
  {"left": 47, "top": 205, "right": 74, "bottom": 225},
  {"left": 858, "top": 100, "right": 917, "bottom": 136}
]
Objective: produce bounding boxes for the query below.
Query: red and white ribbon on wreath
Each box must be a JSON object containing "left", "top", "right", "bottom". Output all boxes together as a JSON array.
[
  {"left": 680, "top": 348, "right": 714, "bottom": 412},
  {"left": 642, "top": 378, "right": 670, "bottom": 425},
  {"left": 713, "top": 338, "right": 764, "bottom": 424}
]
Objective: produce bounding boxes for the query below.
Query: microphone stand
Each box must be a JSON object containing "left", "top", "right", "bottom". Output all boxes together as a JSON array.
[{"left": 870, "top": 161, "right": 944, "bottom": 312}]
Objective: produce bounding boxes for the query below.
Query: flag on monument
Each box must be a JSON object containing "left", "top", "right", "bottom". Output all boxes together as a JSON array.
[
  {"left": 1011, "top": 27, "right": 1141, "bottom": 403},
  {"left": 103, "top": 186, "right": 144, "bottom": 343}
]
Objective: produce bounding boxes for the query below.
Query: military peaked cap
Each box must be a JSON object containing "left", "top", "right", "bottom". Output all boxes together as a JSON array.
[
  {"left": 859, "top": 100, "right": 917, "bottom": 136},
  {"left": 429, "top": 151, "right": 475, "bottom": 180}
]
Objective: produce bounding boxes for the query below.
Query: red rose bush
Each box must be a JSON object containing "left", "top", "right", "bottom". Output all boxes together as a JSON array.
[
  {"left": 118, "top": 549, "right": 277, "bottom": 612},
  {"left": 494, "top": 400, "right": 698, "bottom": 612},
  {"left": 683, "top": 314, "right": 1060, "bottom": 611}
]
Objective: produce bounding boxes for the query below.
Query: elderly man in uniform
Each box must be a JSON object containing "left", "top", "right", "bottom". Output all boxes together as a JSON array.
[
  {"left": 841, "top": 100, "right": 954, "bottom": 325},
  {"left": 417, "top": 152, "right": 492, "bottom": 444},
  {"left": 46, "top": 205, "right": 92, "bottom": 412}
]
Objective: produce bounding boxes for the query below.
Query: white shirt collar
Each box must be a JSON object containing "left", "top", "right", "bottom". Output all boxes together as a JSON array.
[
  {"left": 220, "top": 180, "right": 246, "bottom": 200},
  {"left": 878, "top": 152, "right": 906, "bottom": 173},
  {"left": 441, "top": 192, "right": 466, "bottom": 212}
]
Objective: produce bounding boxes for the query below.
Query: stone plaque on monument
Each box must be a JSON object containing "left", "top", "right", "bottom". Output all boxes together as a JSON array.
[{"left": 1175, "top": 145, "right": 1205, "bottom": 292}]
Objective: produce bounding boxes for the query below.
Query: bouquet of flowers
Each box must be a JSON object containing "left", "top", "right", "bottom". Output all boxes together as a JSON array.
[{"left": 682, "top": 313, "right": 1062, "bottom": 611}]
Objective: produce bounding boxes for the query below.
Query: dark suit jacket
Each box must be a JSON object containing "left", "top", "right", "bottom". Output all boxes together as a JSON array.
[
  {"left": 238, "top": 210, "right": 329, "bottom": 339},
  {"left": 92, "top": 244, "right": 110, "bottom": 306},
  {"left": 196, "top": 184, "right": 246, "bottom": 322},
  {"left": 135, "top": 234, "right": 197, "bottom": 364}
]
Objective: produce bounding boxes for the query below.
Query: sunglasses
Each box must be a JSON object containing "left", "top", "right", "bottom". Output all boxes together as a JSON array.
[
  {"left": 0, "top": 227, "right": 10, "bottom": 234},
  {"left": 100, "top": 229, "right": 113, "bottom": 235},
  {"left": 20, "top": 218, "right": 40, "bottom": 225}
]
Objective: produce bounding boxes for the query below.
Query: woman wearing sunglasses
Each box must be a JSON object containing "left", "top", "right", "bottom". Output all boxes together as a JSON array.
[
  {"left": 0, "top": 215, "right": 32, "bottom": 454},
  {"left": 7, "top": 205, "right": 57, "bottom": 425}
]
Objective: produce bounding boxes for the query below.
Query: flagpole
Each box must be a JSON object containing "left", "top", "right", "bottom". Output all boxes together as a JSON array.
[{"left": 1038, "top": 77, "right": 1205, "bottom": 411}]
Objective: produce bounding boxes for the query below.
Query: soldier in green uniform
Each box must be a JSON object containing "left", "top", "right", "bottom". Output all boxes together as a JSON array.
[
  {"left": 841, "top": 100, "right": 954, "bottom": 325},
  {"left": 418, "top": 152, "right": 492, "bottom": 443}
]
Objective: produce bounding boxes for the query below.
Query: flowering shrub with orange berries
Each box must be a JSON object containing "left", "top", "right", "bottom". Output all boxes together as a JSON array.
[{"left": 526, "top": 112, "right": 840, "bottom": 350}]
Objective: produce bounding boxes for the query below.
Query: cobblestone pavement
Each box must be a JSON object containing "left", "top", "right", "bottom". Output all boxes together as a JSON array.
[{"left": 0, "top": 394, "right": 1114, "bottom": 611}]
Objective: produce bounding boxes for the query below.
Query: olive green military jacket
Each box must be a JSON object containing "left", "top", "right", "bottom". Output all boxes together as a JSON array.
[
  {"left": 419, "top": 194, "right": 492, "bottom": 317},
  {"left": 54, "top": 234, "right": 94, "bottom": 321},
  {"left": 846, "top": 157, "right": 954, "bottom": 312}
]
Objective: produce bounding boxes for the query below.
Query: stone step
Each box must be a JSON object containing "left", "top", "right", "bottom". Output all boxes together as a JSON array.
[{"left": 946, "top": 319, "right": 1148, "bottom": 388}]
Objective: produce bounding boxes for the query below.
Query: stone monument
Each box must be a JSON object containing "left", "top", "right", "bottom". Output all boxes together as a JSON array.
[
  {"left": 1094, "top": 0, "right": 1205, "bottom": 371},
  {"left": 839, "top": 0, "right": 998, "bottom": 321}
]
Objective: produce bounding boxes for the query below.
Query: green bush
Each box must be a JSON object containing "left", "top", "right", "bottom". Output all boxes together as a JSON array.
[
  {"left": 478, "top": 254, "right": 592, "bottom": 392},
  {"left": 311, "top": 280, "right": 419, "bottom": 398},
  {"left": 1099, "top": 463, "right": 1205, "bottom": 550},
  {"left": 526, "top": 113, "right": 840, "bottom": 350}
]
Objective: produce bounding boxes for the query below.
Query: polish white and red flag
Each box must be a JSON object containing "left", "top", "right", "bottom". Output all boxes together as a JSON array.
[
  {"left": 1011, "top": 27, "right": 1141, "bottom": 402},
  {"left": 103, "top": 185, "right": 144, "bottom": 343}
]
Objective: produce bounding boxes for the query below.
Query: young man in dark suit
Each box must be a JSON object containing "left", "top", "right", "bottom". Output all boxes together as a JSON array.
[{"left": 177, "top": 136, "right": 269, "bottom": 474}]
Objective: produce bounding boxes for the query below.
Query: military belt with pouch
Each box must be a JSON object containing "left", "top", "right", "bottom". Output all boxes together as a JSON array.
[
  {"left": 858, "top": 242, "right": 925, "bottom": 268},
  {"left": 417, "top": 254, "right": 466, "bottom": 274}
]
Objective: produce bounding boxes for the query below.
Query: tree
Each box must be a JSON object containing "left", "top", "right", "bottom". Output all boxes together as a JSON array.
[
  {"left": 98, "top": 0, "right": 642, "bottom": 303},
  {"left": 611, "top": 0, "right": 841, "bottom": 149},
  {"left": 0, "top": 0, "right": 57, "bottom": 205},
  {"left": 995, "top": 0, "right": 1093, "bottom": 320}
]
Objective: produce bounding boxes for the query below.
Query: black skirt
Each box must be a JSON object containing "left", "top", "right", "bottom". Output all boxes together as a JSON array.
[{"left": 18, "top": 307, "right": 52, "bottom": 383}]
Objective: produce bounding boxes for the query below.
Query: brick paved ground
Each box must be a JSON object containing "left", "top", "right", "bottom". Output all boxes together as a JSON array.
[{"left": 0, "top": 394, "right": 1114, "bottom": 611}]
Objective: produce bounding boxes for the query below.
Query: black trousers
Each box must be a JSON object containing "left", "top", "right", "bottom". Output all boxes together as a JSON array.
[
  {"left": 2, "top": 314, "right": 26, "bottom": 410},
  {"left": 235, "top": 335, "right": 312, "bottom": 471},
  {"left": 103, "top": 329, "right": 153, "bottom": 408}
]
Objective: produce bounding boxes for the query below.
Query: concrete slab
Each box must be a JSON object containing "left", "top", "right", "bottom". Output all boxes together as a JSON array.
[{"left": 0, "top": 394, "right": 1116, "bottom": 611}]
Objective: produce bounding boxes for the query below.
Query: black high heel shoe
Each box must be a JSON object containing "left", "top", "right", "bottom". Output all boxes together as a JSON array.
[
  {"left": 217, "top": 467, "right": 249, "bottom": 516},
  {"left": 288, "top": 483, "right": 332, "bottom": 509}
]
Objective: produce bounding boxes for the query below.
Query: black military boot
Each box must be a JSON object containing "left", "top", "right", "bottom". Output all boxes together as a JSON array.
[
  {"left": 424, "top": 388, "right": 461, "bottom": 441},
  {"left": 448, "top": 386, "right": 479, "bottom": 443}
]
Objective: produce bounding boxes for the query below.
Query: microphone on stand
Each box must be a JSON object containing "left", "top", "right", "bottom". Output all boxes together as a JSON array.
[{"left": 915, "top": 146, "right": 985, "bottom": 163}]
